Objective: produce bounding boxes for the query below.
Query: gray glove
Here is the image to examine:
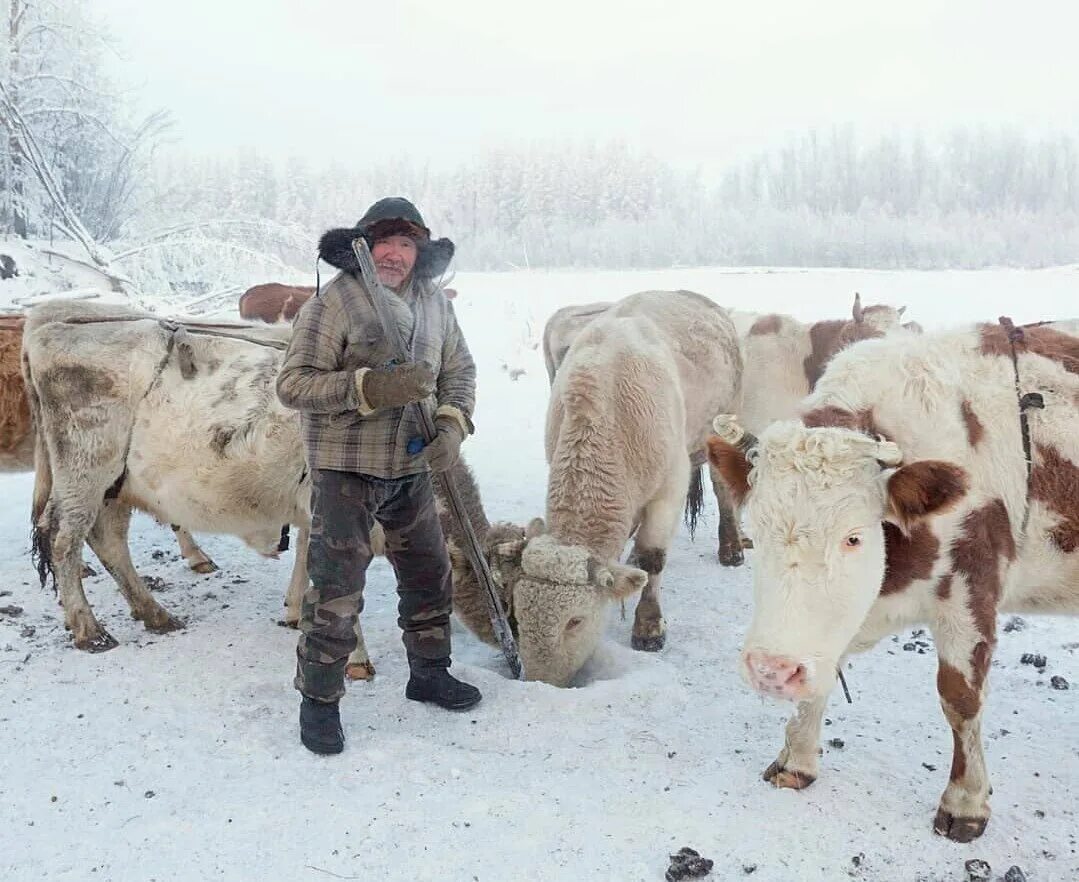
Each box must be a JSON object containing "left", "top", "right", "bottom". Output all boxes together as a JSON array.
[{"left": 359, "top": 362, "right": 435, "bottom": 410}]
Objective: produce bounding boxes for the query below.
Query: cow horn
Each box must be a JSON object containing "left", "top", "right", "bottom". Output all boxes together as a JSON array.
[
  {"left": 875, "top": 439, "right": 903, "bottom": 466},
  {"left": 897, "top": 305, "right": 907, "bottom": 318},
  {"left": 852, "top": 292, "right": 864, "bottom": 323},
  {"left": 712, "top": 414, "right": 759, "bottom": 456}
]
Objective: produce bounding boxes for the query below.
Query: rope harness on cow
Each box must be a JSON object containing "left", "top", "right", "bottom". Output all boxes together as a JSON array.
[
  {"left": 998, "top": 316, "right": 1046, "bottom": 533},
  {"left": 58, "top": 315, "right": 303, "bottom": 552}
]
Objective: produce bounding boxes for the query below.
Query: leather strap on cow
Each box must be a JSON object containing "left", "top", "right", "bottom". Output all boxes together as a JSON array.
[{"left": 999, "top": 316, "right": 1046, "bottom": 532}]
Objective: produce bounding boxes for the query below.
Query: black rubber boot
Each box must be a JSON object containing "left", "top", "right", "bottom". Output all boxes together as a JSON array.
[
  {"left": 299, "top": 696, "right": 344, "bottom": 755},
  {"left": 405, "top": 668, "right": 482, "bottom": 711}
]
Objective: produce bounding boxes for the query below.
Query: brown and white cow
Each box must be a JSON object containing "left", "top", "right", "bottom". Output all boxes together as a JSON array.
[
  {"left": 493, "top": 290, "right": 743, "bottom": 685},
  {"left": 707, "top": 319, "right": 1079, "bottom": 841}
]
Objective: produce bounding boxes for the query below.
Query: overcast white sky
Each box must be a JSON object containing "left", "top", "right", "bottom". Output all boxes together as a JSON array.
[{"left": 97, "top": 0, "right": 1079, "bottom": 172}]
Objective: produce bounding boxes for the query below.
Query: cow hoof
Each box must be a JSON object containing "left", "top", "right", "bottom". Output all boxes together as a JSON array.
[
  {"left": 346, "top": 661, "right": 376, "bottom": 681},
  {"left": 932, "top": 809, "right": 988, "bottom": 842},
  {"left": 277, "top": 618, "right": 299, "bottom": 629},
  {"left": 80, "top": 562, "right": 98, "bottom": 578},
  {"left": 145, "top": 612, "right": 185, "bottom": 634},
  {"left": 76, "top": 630, "right": 119, "bottom": 652},
  {"left": 631, "top": 632, "right": 666, "bottom": 652},
  {"left": 763, "top": 760, "right": 816, "bottom": 790},
  {"left": 718, "top": 548, "right": 745, "bottom": 567},
  {"left": 741, "top": 537, "right": 754, "bottom": 550},
  {"left": 190, "top": 560, "right": 218, "bottom": 575}
]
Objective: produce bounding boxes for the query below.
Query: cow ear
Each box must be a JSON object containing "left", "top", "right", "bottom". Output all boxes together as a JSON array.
[
  {"left": 593, "top": 562, "right": 648, "bottom": 599},
  {"left": 706, "top": 435, "right": 752, "bottom": 506},
  {"left": 883, "top": 460, "right": 968, "bottom": 534}
]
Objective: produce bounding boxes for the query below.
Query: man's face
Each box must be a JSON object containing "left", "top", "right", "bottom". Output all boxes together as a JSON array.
[{"left": 371, "top": 234, "right": 418, "bottom": 290}]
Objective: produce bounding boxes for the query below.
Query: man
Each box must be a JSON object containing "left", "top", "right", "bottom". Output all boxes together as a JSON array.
[{"left": 277, "top": 197, "right": 481, "bottom": 756}]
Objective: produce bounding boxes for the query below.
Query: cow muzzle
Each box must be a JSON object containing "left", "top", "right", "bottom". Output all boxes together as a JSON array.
[{"left": 743, "top": 650, "right": 814, "bottom": 701}]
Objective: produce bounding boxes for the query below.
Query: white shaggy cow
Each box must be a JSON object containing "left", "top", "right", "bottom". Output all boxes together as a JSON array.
[
  {"left": 23, "top": 299, "right": 314, "bottom": 652},
  {"left": 22, "top": 299, "right": 518, "bottom": 680},
  {"left": 494, "top": 290, "right": 743, "bottom": 685},
  {"left": 707, "top": 318, "right": 1079, "bottom": 841}
]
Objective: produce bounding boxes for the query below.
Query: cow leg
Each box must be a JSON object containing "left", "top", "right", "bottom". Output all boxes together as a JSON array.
[
  {"left": 345, "top": 623, "right": 375, "bottom": 681},
  {"left": 764, "top": 693, "right": 827, "bottom": 790},
  {"left": 710, "top": 462, "right": 746, "bottom": 566},
  {"left": 45, "top": 499, "right": 117, "bottom": 651},
  {"left": 87, "top": 501, "right": 184, "bottom": 634},
  {"left": 172, "top": 525, "right": 218, "bottom": 574},
  {"left": 629, "top": 467, "right": 686, "bottom": 651},
  {"left": 931, "top": 624, "right": 993, "bottom": 842},
  {"left": 282, "top": 524, "right": 309, "bottom": 627}
]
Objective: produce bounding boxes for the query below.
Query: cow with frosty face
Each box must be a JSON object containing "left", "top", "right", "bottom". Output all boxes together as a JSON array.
[
  {"left": 495, "top": 290, "right": 743, "bottom": 685},
  {"left": 707, "top": 319, "right": 1079, "bottom": 841}
]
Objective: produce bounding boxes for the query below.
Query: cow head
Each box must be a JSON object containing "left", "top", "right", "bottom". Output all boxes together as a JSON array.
[
  {"left": 490, "top": 519, "right": 647, "bottom": 686},
  {"left": 707, "top": 417, "right": 967, "bottom": 703},
  {"left": 848, "top": 292, "right": 909, "bottom": 338}
]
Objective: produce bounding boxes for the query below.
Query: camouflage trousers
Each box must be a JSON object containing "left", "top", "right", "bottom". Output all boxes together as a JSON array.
[{"left": 295, "top": 468, "right": 453, "bottom": 702}]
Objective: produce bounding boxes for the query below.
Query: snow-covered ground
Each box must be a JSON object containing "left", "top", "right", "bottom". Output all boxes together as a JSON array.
[{"left": 1, "top": 263, "right": 1076, "bottom": 882}]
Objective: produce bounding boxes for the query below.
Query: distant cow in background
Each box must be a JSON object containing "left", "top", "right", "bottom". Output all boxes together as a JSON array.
[
  {"left": 238, "top": 284, "right": 316, "bottom": 323},
  {"left": 239, "top": 282, "right": 457, "bottom": 324}
]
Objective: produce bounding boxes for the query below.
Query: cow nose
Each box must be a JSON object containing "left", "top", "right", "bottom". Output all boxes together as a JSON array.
[{"left": 744, "top": 650, "right": 809, "bottom": 699}]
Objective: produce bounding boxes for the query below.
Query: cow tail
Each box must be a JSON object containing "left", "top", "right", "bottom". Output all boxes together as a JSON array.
[
  {"left": 683, "top": 463, "right": 705, "bottom": 539},
  {"left": 24, "top": 351, "right": 56, "bottom": 591}
]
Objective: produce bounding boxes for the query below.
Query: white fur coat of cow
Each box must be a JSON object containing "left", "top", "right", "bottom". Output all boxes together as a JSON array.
[{"left": 498, "top": 290, "right": 743, "bottom": 685}]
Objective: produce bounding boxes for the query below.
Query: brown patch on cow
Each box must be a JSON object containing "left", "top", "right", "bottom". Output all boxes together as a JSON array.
[
  {"left": 803, "top": 320, "right": 846, "bottom": 388},
  {"left": 210, "top": 425, "right": 235, "bottom": 455},
  {"left": 960, "top": 400, "right": 985, "bottom": 448},
  {"left": 239, "top": 283, "right": 316, "bottom": 324},
  {"left": 979, "top": 323, "right": 1079, "bottom": 375},
  {"left": 631, "top": 547, "right": 666, "bottom": 575},
  {"left": 749, "top": 314, "right": 783, "bottom": 336},
  {"left": 1031, "top": 443, "right": 1079, "bottom": 554},
  {"left": 37, "top": 365, "right": 114, "bottom": 404},
  {"left": 880, "top": 522, "right": 940, "bottom": 595},
  {"left": 803, "top": 313, "right": 890, "bottom": 389},
  {"left": 706, "top": 436, "right": 751, "bottom": 507},
  {"left": 950, "top": 499, "right": 1015, "bottom": 641},
  {"left": 937, "top": 661, "right": 981, "bottom": 720},
  {"left": 935, "top": 573, "right": 954, "bottom": 600},
  {"left": 801, "top": 405, "right": 879, "bottom": 434},
  {"left": 0, "top": 319, "right": 31, "bottom": 457},
  {"left": 948, "top": 729, "right": 967, "bottom": 782},
  {"left": 886, "top": 461, "right": 969, "bottom": 532}
]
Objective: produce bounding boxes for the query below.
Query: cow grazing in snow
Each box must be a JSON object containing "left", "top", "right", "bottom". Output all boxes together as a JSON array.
[
  {"left": 493, "top": 290, "right": 743, "bottom": 685},
  {"left": 22, "top": 299, "right": 517, "bottom": 675},
  {"left": 707, "top": 318, "right": 1079, "bottom": 841}
]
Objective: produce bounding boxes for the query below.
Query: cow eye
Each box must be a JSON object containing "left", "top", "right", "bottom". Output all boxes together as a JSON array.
[
  {"left": 843, "top": 534, "right": 862, "bottom": 549},
  {"left": 565, "top": 616, "right": 583, "bottom": 632}
]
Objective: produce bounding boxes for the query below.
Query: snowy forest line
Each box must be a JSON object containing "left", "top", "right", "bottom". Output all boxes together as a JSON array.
[{"left": 2, "top": 0, "right": 1079, "bottom": 302}]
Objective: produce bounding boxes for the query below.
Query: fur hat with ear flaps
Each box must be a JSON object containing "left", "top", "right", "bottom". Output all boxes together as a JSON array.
[{"left": 317, "top": 196, "right": 455, "bottom": 280}]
